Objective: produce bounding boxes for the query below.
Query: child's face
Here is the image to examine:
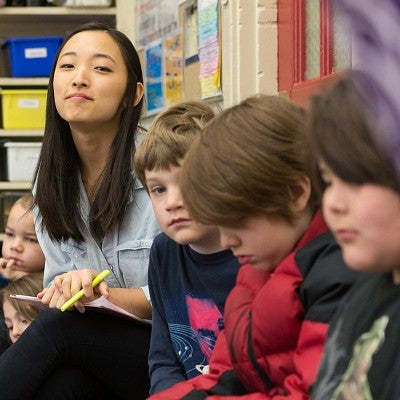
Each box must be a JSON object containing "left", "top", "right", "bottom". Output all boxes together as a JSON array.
[
  {"left": 218, "top": 213, "right": 308, "bottom": 272},
  {"left": 2, "top": 203, "right": 45, "bottom": 273},
  {"left": 2, "top": 299, "right": 31, "bottom": 343},
  {"left": 320, "top": 161, "right": 400, "bottom": 281},
  {"left": 146, "top": 165, "right": 222, "bottom": 254}
]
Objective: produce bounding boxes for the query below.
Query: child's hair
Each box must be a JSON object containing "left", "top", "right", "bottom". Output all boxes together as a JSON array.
[
  {"left": 179, "top": 94, "right": 317, "bottom": 227},
  {"left": 134, "top": 100, "right": 216, "bottom": 190},
  {"left": 0, "top": 272, "right": 44, "bottom": 322},
  {"left": 13, "top": 194, "right": 33, "bottom": 212},
  {"left": 307, "top": 72, "right": 400, "bottom": 196}
]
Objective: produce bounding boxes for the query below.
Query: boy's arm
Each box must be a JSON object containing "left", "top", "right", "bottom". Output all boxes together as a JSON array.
[
  {"left": 148, "top": 296, "right": 187, "bottom": 393},
  {"left": 148, "top": 248, "right": 187, "bottom": 394},
  {"left": 148, "top": 330, "right": 238, "bottom": 400}
]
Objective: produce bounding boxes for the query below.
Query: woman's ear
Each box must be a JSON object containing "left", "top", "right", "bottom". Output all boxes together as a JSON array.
[
  {"left": 134, "top": 82, "right": 144, "bottom": 107},
  {"left": 291, "top": 175, "right": 312, "bottom": 213}
]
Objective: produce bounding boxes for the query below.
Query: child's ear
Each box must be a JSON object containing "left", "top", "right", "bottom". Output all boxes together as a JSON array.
[
  {"left": 134, "top": 82, "right": 144, "bottom": 107},
  {"left": 291, "top": 176, "right": 311, "bottom": 213}
]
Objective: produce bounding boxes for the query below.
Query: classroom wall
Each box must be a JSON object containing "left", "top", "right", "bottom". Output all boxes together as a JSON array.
[
  {"left": 220, "top": 0, "right": 278, "bottom": 108},
  {"left": 131, "top": 0, "right": 279, "bottom": 114}
]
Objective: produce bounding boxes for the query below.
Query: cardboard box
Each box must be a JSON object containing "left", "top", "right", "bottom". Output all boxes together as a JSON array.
[
  {"left": 3, "top": 142, "right": 42, "bottom": 182},
  {"left": 2, "top": 36, "right": 63, "bottom": 77},
  {"left": 1, "top": 89, "right": 47, "bottom": 129}
]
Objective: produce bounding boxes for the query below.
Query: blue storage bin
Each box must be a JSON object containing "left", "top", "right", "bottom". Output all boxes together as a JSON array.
[{"left": 2, "top": 36, "right": 64, "bottom": 78}]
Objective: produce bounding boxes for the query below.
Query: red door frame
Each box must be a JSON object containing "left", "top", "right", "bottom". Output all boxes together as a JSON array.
[{"left": 278, "top": 0, "right": 341, "bottom": 107}]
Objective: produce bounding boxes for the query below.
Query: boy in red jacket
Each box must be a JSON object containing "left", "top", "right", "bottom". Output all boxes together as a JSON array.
[{"left": 148, "top": 95, "right": 364, "bottom": 399}]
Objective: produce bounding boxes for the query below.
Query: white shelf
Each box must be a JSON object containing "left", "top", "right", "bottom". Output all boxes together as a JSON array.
[
  {"left": 0, "top": 6, "right": 116, "bottom": 16},
  {"left": 0, "top": 129, "right": 44, "bottom": 137},
  {"left": 0, "top": 182, "right": 32, "bottom": 190},
  {"left": 0, "top": 77, "right": 49, "bottom": 86}
]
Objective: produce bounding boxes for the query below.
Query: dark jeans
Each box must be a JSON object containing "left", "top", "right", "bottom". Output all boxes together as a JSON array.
[
  {"left": 0, "top": 308, "right": 152, "bottom": 400},
  {"left": 36, "top": 366, "right": 113, "bottom": 400}
]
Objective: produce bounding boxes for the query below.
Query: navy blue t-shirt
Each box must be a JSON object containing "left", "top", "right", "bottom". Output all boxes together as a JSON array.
[{"left": 148, "top": 232, "right": 240, "bottom": 394}]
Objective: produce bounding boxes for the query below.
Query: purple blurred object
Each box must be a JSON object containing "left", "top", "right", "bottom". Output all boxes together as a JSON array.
[{"left": 336, "top": 0, "right": 400, "bottom": 178}]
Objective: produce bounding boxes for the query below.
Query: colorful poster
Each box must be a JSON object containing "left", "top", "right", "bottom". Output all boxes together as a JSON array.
[
  {"left": 164, "top": 31, "right": 184, "bottom": 105},
  {"left": 135, "top": 0, "right": 179, "bottom": 47},
  {"left": 145, "top": 42, "right": 164, "bottom": 115},
  {"left": 198, "top": 0, "right": 222, "bottom": 99}
]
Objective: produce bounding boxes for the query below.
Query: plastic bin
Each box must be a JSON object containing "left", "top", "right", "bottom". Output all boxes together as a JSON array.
[
  {"left": 2, "top": 36, "right": 63, "bottom": 77},
  {"left": 1, "top": 89, "right": 47, "bottom": 129},
  {"left": 3, "top": 142, "right": 42, "bottom": 182}
]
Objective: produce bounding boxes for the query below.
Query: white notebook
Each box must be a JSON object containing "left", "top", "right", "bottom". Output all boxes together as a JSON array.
[{"left": 10, "top": 294, "right": 151, "bottom": 325}]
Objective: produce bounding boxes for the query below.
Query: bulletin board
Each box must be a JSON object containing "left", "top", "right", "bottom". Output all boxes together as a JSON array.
[
  {"left": 179, "top": 0, "right": 201, "bottom": 100},
  {"left": 181, "top": 0, "right": 222, "bottom": 101},
  {"left": 136, "top": 0, "right": 222, "bottom": 116}
]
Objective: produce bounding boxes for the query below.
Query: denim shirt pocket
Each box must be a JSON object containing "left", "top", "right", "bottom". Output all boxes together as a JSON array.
[
  {"left": 60, "top": 240, "right": 89, "bottom": 268},
  {"left": 115, "top": 240, "right": 153, "bottom": 288}
]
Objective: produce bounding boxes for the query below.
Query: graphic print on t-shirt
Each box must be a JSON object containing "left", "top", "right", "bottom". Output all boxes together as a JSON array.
[
  {"left": 169, "top": 295, "right": 224, "bottom": 379},
  {"left": 331, "top": 315, "right": 388, "bottom": 400}
]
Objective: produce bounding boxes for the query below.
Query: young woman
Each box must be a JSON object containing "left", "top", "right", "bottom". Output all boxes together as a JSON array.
[
  {"left": 0, "top": 22, "right": 161, "bottom": 400},
  {"left": 308, "top": 74, "right": 400, "bottom": 400}
]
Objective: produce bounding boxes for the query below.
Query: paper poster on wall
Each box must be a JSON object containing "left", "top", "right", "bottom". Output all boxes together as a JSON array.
[
  {"left": 184, "top": 1, "right": 199, "bottom": 64},
  {"left": 135, "top": 0, "right": 180, "bottom": 48},
  {"left": 164, "top": 31, "right": 184, "bottom": 105},
  {"left": 198, "top": 0, "right": 222, "bottom": 99},
  {"left": 145, "top": 42, "right": 165, "bottom": 116}
]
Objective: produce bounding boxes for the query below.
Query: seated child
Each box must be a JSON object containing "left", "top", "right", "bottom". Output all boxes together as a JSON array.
[
  {"left": 1, "top": 272, "right": 44, "bottom": 344},
  {"left": 308, "top": 74, "right": 400, "bottom": 399},
  {"left": 0, "top": 194, "right": 45, "bottom": 283},
  {"left": 148, "top": 94, "right": 365, "bottom": 399},
  {"left": 0, "top": 194, "right": 45, "bottom": 354},
  {"left": 134, "top": 100, "right": 241, "bottom": 394}
]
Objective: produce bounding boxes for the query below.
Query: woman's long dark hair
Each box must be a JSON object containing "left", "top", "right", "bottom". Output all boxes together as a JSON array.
[{"left": 33, "top": 21, "right": 144, "bottom": 243}]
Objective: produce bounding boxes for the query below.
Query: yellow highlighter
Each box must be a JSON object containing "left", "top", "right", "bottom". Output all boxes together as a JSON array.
[{"left": 60, "top": 269, "right": 110, "bottom": 312}]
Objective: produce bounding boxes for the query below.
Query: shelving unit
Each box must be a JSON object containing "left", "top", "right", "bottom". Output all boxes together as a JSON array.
[
  {"left": 0, "top": 5, "right": 116, "bottom": 16},
  {"left": 0, "top": 2, "right": 132, "bottom": 239}
]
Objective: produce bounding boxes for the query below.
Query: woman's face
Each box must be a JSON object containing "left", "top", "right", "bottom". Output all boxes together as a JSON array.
[{"left": 53, "top": 30, "right": 128, "bottom": 132}]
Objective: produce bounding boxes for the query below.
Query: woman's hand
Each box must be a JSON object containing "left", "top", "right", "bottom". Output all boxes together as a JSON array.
[{"left": 38, "top": 269, "right": 109, "bottom": 312}]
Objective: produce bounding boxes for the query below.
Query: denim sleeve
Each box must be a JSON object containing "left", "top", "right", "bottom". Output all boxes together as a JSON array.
[
  {"left": 33, "top": 180, "right": 161, "bottom": 289},
  {"left": 33, "top": 209, "right": 78, "bottom": 288}
]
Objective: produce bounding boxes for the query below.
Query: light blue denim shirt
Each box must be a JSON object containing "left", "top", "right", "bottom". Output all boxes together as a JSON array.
[{"left": 34, "top": 178, "right": 161, "bottom": 300}]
